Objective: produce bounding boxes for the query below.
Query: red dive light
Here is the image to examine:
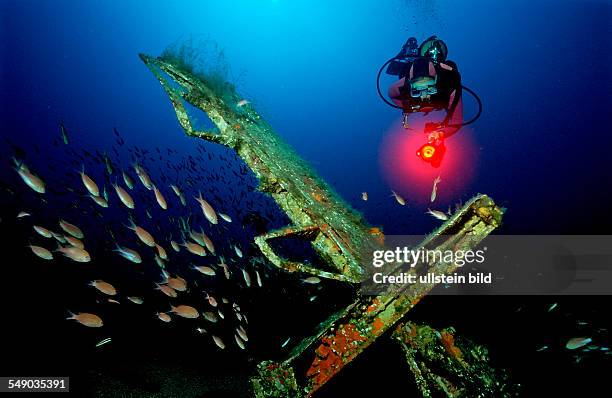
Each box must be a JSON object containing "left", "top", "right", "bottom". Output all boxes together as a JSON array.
[{"left": 416, "top": 140, "right": 446, "bottom": 167}]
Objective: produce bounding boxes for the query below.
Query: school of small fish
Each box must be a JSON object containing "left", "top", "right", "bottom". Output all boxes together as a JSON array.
[
  {"left": 4, "top": 134, "right": 476, "bottom": 358},
  {"left": 5, "top": 121, "right": 608, "bottom": 367},
  {"left": 2, "top": 124, "right": 297, "bottom": 354}
]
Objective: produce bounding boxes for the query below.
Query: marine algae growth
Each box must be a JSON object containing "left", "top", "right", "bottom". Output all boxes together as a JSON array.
[{"left": 140, "top": 53, "right": 512, "bottom": 397}]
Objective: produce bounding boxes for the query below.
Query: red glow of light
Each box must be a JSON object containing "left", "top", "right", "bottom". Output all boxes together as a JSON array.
[
  {"left": 379, "top": 120, "right": 479, "bottom": 207},
  {"left": 420, "top": 145, "right": 435, "bottom": 159}
]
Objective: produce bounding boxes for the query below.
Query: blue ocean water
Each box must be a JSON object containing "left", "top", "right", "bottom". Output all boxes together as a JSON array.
[
  {"left": 1, "top": 0, "right": 611, "bottom": 396},
  {"left": 3, "top": 0, "right": 610, "bottom": 233}
]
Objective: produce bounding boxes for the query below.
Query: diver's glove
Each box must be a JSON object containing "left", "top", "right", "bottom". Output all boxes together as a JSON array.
[{"left": 424, "top": 122, "right": 445, "bottom": 142}]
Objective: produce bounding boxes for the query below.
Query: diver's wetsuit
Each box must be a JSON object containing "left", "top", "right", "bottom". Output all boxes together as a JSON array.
[{"left": 388, "top": 60, "right": 463, "bottom": 138}]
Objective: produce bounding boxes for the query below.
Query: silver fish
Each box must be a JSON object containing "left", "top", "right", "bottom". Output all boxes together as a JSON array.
[
  {"left": 242, "top": 269, "right": 251, "bottom": 287},
  {"left": 427, "top": 208, "right": 448, "bottom": 221},
  {"left": 195, "top": 192, "right": 218, "bottom": 224},
  {"left": 17, "top": 211, "right": 31, "bottom": 218},
  {"left": 122, "top": 171, "right": 135, "bottom": 189},
  {"left": 112, "top": 183, "right": 134, "bottom": 209},
  {"left": 391, "top": 190, "right": 405, "bottom": 206},
  {"left": 431, "top": 175, "right": 441, "bottom": 203},
  {"left": 79, "top": 165, "right": 99, "bottom": 196},
  {"left": 113, "top": 244, "right": 142, "bottom": 263},
  {"left": 234, "top": 334, "right": 246, "bottom": 349},
  {"left": 133, "top": 163, "right": 153, "bottom": 190},
  {"left": 96, "top": 337, "right": 112, "bottom": 347},
  {"left": 13, "top": 159, "right": 45, "bottom": 193},
  {"left": 566, "top": 337, "right": 592, "bottom": 350},
  {"left": 192, "top": 265, "right": 216, "bottom": 276},
  {"left": 303, "top": 276, "right": 321, "bottom": 284},
  {"left": 212, "top": 335, "right": 225, "bottom": 349}
]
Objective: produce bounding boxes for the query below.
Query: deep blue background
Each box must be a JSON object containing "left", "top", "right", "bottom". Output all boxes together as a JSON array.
[
  {"left": 1, "top": 1, "right": 611, "bottom": 396},
  {"left": 2, "top": 0, "right": 611, "bottom": 233}
]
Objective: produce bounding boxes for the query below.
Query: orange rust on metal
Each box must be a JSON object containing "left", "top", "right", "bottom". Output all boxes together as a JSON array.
[
  {"left": 306, "top": 323, "right": 367, "bottom": 392},
  {"left": 138, "top": 53, "right": 505, "bottom": 397},
  {"left": 257, "top": 195, "right": 503, "bottom": 397},
  {"left": 366, "top": 298, "right": 381, "bottom": 313},
  {"left": 440, "top": 330, "right": 465, "bottom": 365}
]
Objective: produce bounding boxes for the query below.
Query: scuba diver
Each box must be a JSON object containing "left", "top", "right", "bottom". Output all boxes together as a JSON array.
[{"left": 377, "top": 36, "right": 482, "bottom": 167}]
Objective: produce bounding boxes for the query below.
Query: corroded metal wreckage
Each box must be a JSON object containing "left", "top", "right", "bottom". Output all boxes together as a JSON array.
[{"left": 140, "top": 53, "right": 512, "bottom": 397}]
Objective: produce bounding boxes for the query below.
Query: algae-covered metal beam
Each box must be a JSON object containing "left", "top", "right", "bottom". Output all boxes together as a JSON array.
[
  {"left": 253, "top": 194, "right": 504, "bottom": 396},
  {"left": 139, "top": 53, "right": 506, "bottom": 397},
  {"left": 392, "top": 321, "right": 517, "bottom": 397},
  {"left": 140, "top": 53, "right": 376, "bottom": 283}
]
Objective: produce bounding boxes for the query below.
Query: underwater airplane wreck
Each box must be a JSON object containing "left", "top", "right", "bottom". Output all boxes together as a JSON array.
[{"left": 139, "top": 53, "right": 513, "bottom": 397}]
